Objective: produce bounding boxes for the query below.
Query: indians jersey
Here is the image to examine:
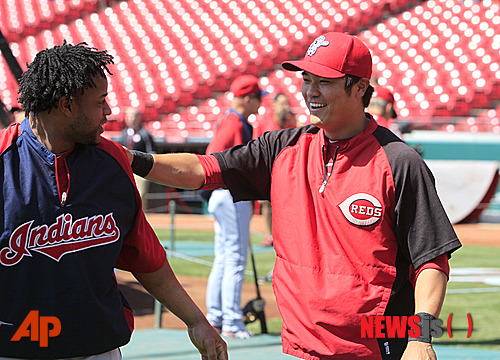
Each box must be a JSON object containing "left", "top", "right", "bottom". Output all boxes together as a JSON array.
[
  {"left": 0, "top": 120, "right": 166, "bottom": 359},
  {"left": 201, "top": 118, "right": 461, "bottom": 360}
]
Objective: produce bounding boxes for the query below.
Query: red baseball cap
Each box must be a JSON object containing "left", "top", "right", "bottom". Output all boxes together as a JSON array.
[
  {"left": 373, "top": 86, "right": 395, "bottom": 105},
  {"left": 230, "top": 75, "right": 269, "bottom": 98},
  {"left": 282, "top": 32, "right": 372, "bottom": 79}
]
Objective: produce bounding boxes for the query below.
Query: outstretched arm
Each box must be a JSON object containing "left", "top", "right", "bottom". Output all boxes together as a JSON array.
[
  {"left": 133, "top": 262, "right": 228, "bottom": 360},
  {"left": 125, "top": 148, "right": 205, "bottom": 189},
  {"left": 148, "top": 153, "right": 205, "bottom": 189},
  {"left": 401, "top": 268, "right": 448, "bottom": 360}
]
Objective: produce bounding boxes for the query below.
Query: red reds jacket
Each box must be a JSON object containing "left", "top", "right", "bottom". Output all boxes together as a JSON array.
[
  {"left": 200, "top": 118, "right": 461, "bottom": 360},
  {"left": 0, "top": 121, "right": 166, "bottom": 359}
]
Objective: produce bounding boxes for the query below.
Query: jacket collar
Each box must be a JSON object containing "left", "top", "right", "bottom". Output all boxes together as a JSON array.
[
  {"left": 319, "top": 113, "right": 377, "bottom": 149},
  {"left": 20, "top": 118, "right": 57, "bottom": 165}
]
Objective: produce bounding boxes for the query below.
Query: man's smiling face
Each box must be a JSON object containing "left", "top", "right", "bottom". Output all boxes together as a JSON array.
[{"left": 302, "top": 72, "right": 352, "bottom": 134}]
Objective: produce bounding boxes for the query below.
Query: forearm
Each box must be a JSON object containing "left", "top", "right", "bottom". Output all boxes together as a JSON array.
[
  {"left": 147, "top": 153, "right": 205, "bottom": 190},
  {"left": 133, "top": 261, "right": 207, "bottom": 327},
  {"left": 402, "top": 269, "right": 448, "bottom": 359},
  {"left": 414, "top": 268, "right": 448, "bottom": 317}
]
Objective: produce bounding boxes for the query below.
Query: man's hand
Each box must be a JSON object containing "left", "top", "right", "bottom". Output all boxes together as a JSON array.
[
  {"left": 401, "top": 341, "right": 437, "bottom": 360},
  {"left": 134, "top": 263, "right": 228, "bottom": 359},
  {"left": 188, "top": 322, "right": 228, "bottom": 360}
]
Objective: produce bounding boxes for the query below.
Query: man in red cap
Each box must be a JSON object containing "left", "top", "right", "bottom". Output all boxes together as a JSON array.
[
  {"left": 202, "top": 74, "right": 267, "bottom": 339},
  {"left": 127, "top": 32, "right": 460, "bottom": 360},
  {"left": 368, "top": 86, "right": 397, "bottom": 131}
]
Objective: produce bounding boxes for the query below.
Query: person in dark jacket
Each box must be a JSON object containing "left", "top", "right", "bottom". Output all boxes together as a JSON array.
[{"left": 0, "top": 41, "right": 227, "bottom": 360}]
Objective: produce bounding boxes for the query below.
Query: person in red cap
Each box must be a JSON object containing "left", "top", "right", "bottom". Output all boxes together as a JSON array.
[
  {"left": 202, "top": 74, "right": 267, "bottom": 339},
  {"left": 127, "top": 32, "right": 460, "bottom": 360},
  {"left": 368, "top": 86, "right": 398, "bottom": 132}
]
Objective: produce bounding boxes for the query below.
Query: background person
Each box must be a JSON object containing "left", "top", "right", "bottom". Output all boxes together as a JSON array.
[
  {"left": 253, "top": 93, "right": 297, "bottom": 138},
  {"left": 367, "top": 86, "right": 404, "bottom": 137},
  {"left": 253, "top": 93, "right": 297, "bottom": 247},
  {"left": 8, "top": 104, "right": 26, "bottom": 124},
  {"left": 0, "top": 41, "right": 227, "bottom": 360},
  {"left": 118, "top": 107, "right": 157, "bottom": 210},
  {"left": 128, "top": 32, "right": 461, "bottom": 360},
  {"left": 204, "top": 75, "right": 268, "bottom": 339}
]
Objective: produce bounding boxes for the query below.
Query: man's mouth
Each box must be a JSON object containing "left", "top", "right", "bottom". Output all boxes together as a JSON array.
[{"left": 310, "top": 102, "right": 327, "bottom": 110}]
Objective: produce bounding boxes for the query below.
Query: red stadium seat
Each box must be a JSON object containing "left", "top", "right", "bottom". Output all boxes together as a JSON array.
[{"left": 2, "top": 0, "right": 499, "bottom": 137}]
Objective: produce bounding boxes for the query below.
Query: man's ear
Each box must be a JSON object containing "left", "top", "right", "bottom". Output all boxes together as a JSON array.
[
  {"left": 58, "top": 96, "right": 74, "bottom": 117},
  {"left": 356, "top": 79, "right": 370, "bottom": 98},
  {"left": 385, "top": 103, "right": 393, "bottom": 117}
]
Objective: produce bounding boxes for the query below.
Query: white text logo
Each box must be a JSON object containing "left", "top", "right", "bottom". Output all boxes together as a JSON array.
[
  {"left": 338, "top": 193, "right": 383, "bottom": 226},
  {"left": 0, "top": 213, "right": 120, "bottom": 266}
]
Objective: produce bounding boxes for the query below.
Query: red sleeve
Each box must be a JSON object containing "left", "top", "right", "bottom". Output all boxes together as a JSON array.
[
  {"left": 0, "top": 123, "right": 21, "bottom": 153},
  {"left": 206, "top": 114, "right": 243, "bottom": 154},
  {"left": 115, "top": 209, "right": 167, "bottom": 273},
  {"left": 196, "top": 154, "right": 225, "bottom": 190},
  {"left": 409, "top": 253, "right": 450, "bottom": 287},
  {"left": 97, "top": 137, "right": 167, "bottom": 273}
]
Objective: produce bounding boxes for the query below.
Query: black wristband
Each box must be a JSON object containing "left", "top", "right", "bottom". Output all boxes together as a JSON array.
[
  {"left": 130, "top": 150, "right": 154, "bottom": 177},
  {"left": 408, "top": 312, "right": 436, "bottom": 344}
]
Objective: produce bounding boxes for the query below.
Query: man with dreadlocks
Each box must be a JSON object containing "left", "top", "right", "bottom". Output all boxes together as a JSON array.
[{"left": 0, "top": 42, "right": 228, "bottom": 360}]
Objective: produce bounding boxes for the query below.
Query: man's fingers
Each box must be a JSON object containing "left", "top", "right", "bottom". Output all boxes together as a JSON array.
[
  {"left": 205, "top": 340, "right": 228, "bottom": 360},
  {"left": 205, "top": 342, "right": 217, "bottom": 360},
  {"left": 188, "top": 325, "right": 227, "bottom": 360},
  {"left": 217, "top": 342, "right": 229, "bottom": 360}
]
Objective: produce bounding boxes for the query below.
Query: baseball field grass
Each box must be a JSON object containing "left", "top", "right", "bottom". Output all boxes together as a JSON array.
[
  {"left": 154, "top": 228, "right": 500, "bottom": 351},
  {"left": 435, "top": 245, "right": 500, "bottom": 351}
]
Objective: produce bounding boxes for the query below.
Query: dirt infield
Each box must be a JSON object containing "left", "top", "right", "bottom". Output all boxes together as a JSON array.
[
  {"left": 118, "top": 214, "right": 279, "bottom": 330},
  {"left": 117, "top": 214, "right": 500, "bottom": 330},
  {"left": 117, "top": 271, "right": 280, "bottom": 330},
  {"left": 144, "top": 213, "right": 500, "bottom": 247},
  {"left": 452, "top": 222, "right": 500, "bottom": 247}
]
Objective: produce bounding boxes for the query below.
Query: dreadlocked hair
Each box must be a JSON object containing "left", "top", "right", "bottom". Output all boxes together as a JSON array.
[{"left": 18, "top": 40, "right": 114, "bottom": 115}]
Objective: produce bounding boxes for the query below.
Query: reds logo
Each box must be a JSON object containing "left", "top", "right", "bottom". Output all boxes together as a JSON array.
[
  {"left": 0, "top": 213, "right": 120, "bottom": 266},
  {"left": 307, "top": 35, "right": 329, "bottom": 56},
  {"left": 338, "top": 193, "right": 383, "bottom": 226}
]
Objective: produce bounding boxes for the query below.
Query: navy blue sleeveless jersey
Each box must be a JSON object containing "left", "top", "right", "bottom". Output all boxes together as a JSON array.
[{"left": 0, "top": 120, "right": 166, "bottom": 359}]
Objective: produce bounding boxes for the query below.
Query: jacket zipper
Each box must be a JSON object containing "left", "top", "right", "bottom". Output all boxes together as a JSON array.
[
  {"left": 319, "top": 145, "right": 340, "bottom": 194},
  {"left": 55, "top": 154, "right": 71, "bottom": 207}
]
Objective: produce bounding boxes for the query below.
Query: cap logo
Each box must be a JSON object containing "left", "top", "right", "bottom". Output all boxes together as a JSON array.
[
  {"left": 307, "top": 35, "right": 329, "bottom": 56},
  {"left": 338, "top": 193, "right": 383, "bottom": 226}
]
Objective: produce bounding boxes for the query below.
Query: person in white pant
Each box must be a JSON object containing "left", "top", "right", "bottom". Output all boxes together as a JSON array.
[
  {"left": 204, "top": 75, "right": 267, "bottom": 339},
  {"left": 207, "top": 190, "right": 253, "bottom": 338}
]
